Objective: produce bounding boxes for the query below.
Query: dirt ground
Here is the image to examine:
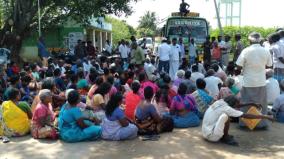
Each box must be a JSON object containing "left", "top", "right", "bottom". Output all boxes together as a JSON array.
[{"left": 1, "top": 122, "right": 284, "bottom": 159}]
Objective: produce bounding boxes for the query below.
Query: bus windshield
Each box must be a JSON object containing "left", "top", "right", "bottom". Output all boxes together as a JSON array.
[{"left": 166, "top": 18, "right": 208, "bottom": 44}]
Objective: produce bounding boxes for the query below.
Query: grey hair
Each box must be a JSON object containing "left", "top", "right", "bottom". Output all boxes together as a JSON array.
[
  {"left": 39, "top": 89, "right": 52, "bottom": 102},
  {"left": 248, "top": 32, "right": 262, "bottom": 43},
  {"left": 65, "top": 89, "right": 75, "bottom": 99},
  {"left": 177, "top": 70, "right": 185, "bottom": 78},
  {"left": 225, "top": 78, "right": 235, "bottom": 87}
]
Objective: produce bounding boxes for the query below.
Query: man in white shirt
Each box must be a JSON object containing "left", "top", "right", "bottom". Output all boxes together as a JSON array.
[
  {"left": 144, "top": 58, "right": 156, "bottom": 79},
  {"left": 202, "top": 96, "right": 274, "bottom": 146},
  {"left": 119, "top": 39, "right": 129, "bottom": 63},
  {"left": 178, "top": 37, "right": 186, "bottom": 60},
  {"left": 188, "top": 38, "right": 197, "bottom": 65},
  {"left": 266, "top": 69, "right": 280, "bottom": 105},
  {"left": 222, "top": 35, "right": 232, "bottom": 67},
  {"left": 169, "top": 38, "right": 181, "bottom": 80},
  {"left": 190, "top": 64, "right": 205, "bottom": 85},
  {"left": 236, "top": 32, "right": 273, "bottom": 129},
  {"left": 157, "top": 39, "right": 171, "bottom": 74},
  {"left": 269, "top": 33, "right": 284, "bottom": 82},
  {"left": 204, "top": 69, "right": 223, "bottom": 99},
  {"left": 105, "top": 40, "right": 112, "bottom": 55}
]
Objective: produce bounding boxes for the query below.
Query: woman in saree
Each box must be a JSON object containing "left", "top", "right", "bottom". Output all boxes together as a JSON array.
[
  {"left": 191, "top": 79, "right": 214, "bottom": 118},
  {"left": 135, "top": 86, "right": 174, "bottom": 135},
  {"left": 31, "top": 89, "right": 58, "bottom": 139},
  {"left": 58, "top": 90, "right": 101, "bottom": 142},
  {"left": 101, "top": 92, "right": 138, "bottom": 141},
  {"left": 0, "top": 88, "right": 32, "bottom": 137},
  {"left": 168, "top": 83, "right": 200, "bottom": 128}
]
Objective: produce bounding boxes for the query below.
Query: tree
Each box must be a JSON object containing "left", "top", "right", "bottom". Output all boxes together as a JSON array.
[
  {"left": 105, "top": 17, "right": 132, "bottom": 46},
  {"left": 0, "top": 0, "right": 137, "bottom": 62},
  {"left": 137, "top": 11, "right": 158, "bottom": 37}
]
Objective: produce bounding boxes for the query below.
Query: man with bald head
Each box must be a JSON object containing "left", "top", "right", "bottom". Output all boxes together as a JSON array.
[{"left": 236, "top": 32, "right": 273, "bottom": 129}]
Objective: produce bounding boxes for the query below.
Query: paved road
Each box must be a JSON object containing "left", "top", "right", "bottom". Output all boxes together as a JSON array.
[{"left": 1, "top": 123, "right": 284, "bottom": 159}]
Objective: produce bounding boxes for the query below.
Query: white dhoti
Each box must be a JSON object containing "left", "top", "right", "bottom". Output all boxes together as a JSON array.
[
  {"left": 169, "top": 60, "right": 179, "bottom": 80},
  {"left": 205, "top": 113, "right": 228, "bottom": 142}
]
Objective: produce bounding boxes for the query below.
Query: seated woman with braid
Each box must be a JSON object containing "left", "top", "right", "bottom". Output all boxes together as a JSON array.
[{"left": 135, "top": 86, "right": 174, "bottom": 135}]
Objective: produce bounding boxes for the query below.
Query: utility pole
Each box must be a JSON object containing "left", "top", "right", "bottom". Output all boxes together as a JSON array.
[
  {"left": 38, "top": 0, "right": 41, "bottom": 37},
  {"left": 213, "top": 0, "right": 224, "bottom": 36}
]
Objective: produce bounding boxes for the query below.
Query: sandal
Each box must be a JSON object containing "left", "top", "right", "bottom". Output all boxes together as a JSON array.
[
  {"left": 2, "top": 136, "right": 10, "bottom": 143},
  {"left": 221, "top": 136, "right": 239, "bottom": 146}
]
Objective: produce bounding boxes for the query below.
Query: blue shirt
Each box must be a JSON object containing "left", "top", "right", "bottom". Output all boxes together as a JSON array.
[
  {"left": 107, "top": 107, "right": 125, "bottom": 121},
  {"left": 60, "top": 105, "right": 83, "bottom": 124},
  {"left": 135, "top": 104, "right": 157, "bottom": 121}
]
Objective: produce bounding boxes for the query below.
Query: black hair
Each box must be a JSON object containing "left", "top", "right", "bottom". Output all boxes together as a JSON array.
[
  {"left": 268, "top": 33, "right": 280, "bottom": 44},
  {"left": 94, "top": 82, "right": 112, "bottom": 96},
  {"left": 144, "top": 86, "right": 154, "bottom": 100},
  {"left": 107, "top": 76, "right": 114, "bottom": 85},
  {"left": 45, "top": 69, "right": 54, "bottom": 77},
  {"left": 177, "top": 83, "right": 188, "bottom": 96},
  {"left": 8, "top": 88, "right": 20, "bottom": 100},
  {"left": 211, "top": 64, "right": 219, "bottom": 72},
  {"left": 104, "top": 68, "right": 110, "bottom": 75},
  {"left": 191, "top": 65, "right": 198, "bottom": 72},
  {"left": 196, "top": 78, "right": 206, "bottom": 89},
  {"left": 54, "top": 68, "right": 61, "bottom": 77},
  {"left": 128, "top": 71, "right": 134, "bottom": 78},
  {"left": 21, "top": 75, "right": 32, "bottom": 83},
  {"left": 185, "top": 71, "right": 191, "bottom": 79},
  {"left": 131, "top": 81, "right": 140, "bottom": 94},
  {"left": 77, "top": 69, "right": 85, "bottom": 79},
  {"left": 67, "top": 90, "right": 80, "bottom": 105},
  {"left": 163, "top": 75, "right": 171, "bottom": 84},
  {"left": 105, "top": 92, "right": 123, "bottom": 116},
  {"left": 95, "top": 77, "right": 104, "bottom": 85},
  {"left": 41, "top": 78, "right": 56, "bottom": 90},
  {"left": 9, "top": 75, "right": 20, "bottom": 85},
  {"left": 138, "top": 72, "right": 146, "bottom": 82},
  {"left": 70, "top": 74, "right": 79, "bottom": 83}
]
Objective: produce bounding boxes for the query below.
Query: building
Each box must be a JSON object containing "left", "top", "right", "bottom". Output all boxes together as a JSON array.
[{"left": 20, "top": 17, "right": 112, "bottom": 61}]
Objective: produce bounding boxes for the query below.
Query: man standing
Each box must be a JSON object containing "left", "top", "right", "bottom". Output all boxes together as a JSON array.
[
  {"left": 178, "top": 37, "right": 186, "bottom": 61},
  {"left": 218, "top": 36, "right": 226, "bottom": 67},
  {"left": 202, "top": 36, "right": 212, "bottom": 64},
  {"left": 236, "top": 32, "right": 272, "bottom": 129},
  {"left": 37, "top": 36, "right": 50, "bottom": 67},
  {"left": 119, "top": 39, "right": 129, "bottom": 63},
  {"left": 132, "top": 42, "right": 145, "bottom": 70},
  {"left": 169, "top": 38, "right": 181, "bottom": 80},
  {"left": 104, "top": 40, "right": 112, "bottom": 55},
  {"left": 269, "top": 33, "right": 284, "bottom": 82},
  {"left": 157, "top": 39, "right": 171, "bottom": 74},
  {"left": 222, "top": 35, "right": 232, "bottom": 67},
  {"left": 189, "top": 38, "right": 197, "bottom": 65},
  {"left": 86, "top": 41, "right": 96, "bottom": 57},
  {"left": 74, "top": 40, "right": 85, "bottom": 59},
  {"left": 233, "top": 34, "right": 244, "bottom": 62}
]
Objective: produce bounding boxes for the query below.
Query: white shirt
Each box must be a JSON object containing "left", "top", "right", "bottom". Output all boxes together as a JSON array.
[
  {"left": 105, "top": 43, "right": 112, "bottom": 54},
  {"left": 236, "top": 44, "right": 272, "bottom": 87},
  {"left": 191, "top": 72, "right": 205, "bottom": 84},
  {"left": 189, "top": 43, "right": 197, "bottom": 57},
  {"left": 170, "top": 44, "right": 181, "bottom": 61},
  {"left": 158, "top": 43, "right": 171, "bottom": 61},
  {"left": 179, "top": 43, "right": 185, "bottom": 58},
  {"left": 272, "top": 42, "right": 284, "bottom": 69},
  {"left": 204, "top": 76, "right": 223, "bottom": 99},
  {"left": 266, "top": 78, "right": 280, "bottom": 104},
  {"left": 119, "top": 44, "right": 129, "bottom": 59},
  {"left": 202, "top": 99, "right": 243, "bottom": 140}
]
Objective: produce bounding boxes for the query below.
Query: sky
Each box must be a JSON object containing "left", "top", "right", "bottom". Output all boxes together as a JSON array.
[{"left": 116, "top": 0, "right": 284, "bottom": 29}]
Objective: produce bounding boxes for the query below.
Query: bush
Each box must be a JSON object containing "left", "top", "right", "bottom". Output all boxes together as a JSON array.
[{"left": 210, "top": 26, "right": 278, "bottom": 47}]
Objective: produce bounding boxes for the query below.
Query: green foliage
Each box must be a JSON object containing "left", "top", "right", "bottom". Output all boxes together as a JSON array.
[
  {"left": 210, "top": 26, "right": 277, "bottom": 46},
  {"left": 105, "top": 17, "right": 131, "bottom": 46},
  {"left": 137, "top": 11, "right": 158, "bottom": 38}
]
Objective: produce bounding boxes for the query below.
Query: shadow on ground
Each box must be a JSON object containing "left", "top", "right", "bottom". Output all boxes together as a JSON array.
[{"left": 1, "top": 123, "right": 284, "bottom": 159}]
